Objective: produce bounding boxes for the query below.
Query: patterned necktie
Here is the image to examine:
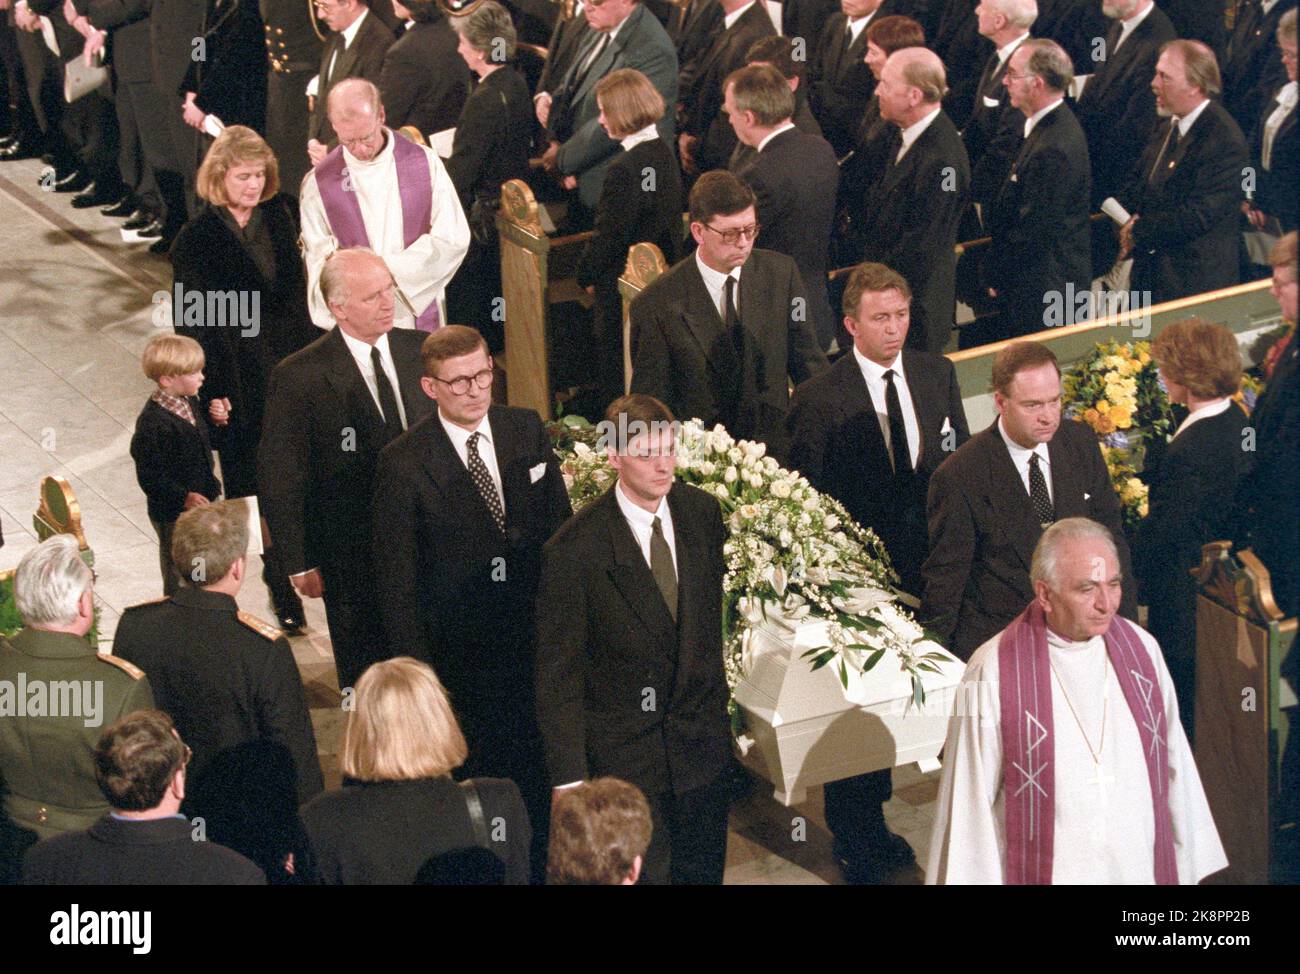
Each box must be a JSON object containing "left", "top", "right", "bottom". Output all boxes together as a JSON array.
[
  {"left": 467, "top": 431, "right": 506, "bottom": 534},
  {"left": 650, "top": 515, "right": 678, "bottom": 622},
  {"left": 883, "top": 369, "right": 913, "bottom": 477},
  {"left": 370, "top": 346, "right": 403, "bottom": 440},
  {"left": 1028, "top": 452, "right": 1055, "bottom": 527}
]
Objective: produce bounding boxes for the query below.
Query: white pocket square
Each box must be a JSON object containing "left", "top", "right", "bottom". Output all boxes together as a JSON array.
[
  {"left": 983, "top": 95, "right": 1000, "bottom": 108},
  {"left": 1084, "top": 492, "right": 1091, "bottom": 501},
  {"left": 940, "top": 417, "right": 952, "bottom": 434},
  {"left": 529, "top": 462, "right": 548, "bottom": 484}
]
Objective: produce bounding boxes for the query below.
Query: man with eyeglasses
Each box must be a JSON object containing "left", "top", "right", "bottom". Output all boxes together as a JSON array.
[
  {"left": 259, "top": 248, "right": 435, "bottom": 693},
  {"left": 372, "top": 325, "right": 572, "bottom": 882},
  {"left": 301, "top": 78, "right": 469, "bottom": 331},
  {"left": 630, "top": 170, "right": 826, "bottom": 461},
  {"left": 305, "top": 0, "right": 394, "bottom": 156}
]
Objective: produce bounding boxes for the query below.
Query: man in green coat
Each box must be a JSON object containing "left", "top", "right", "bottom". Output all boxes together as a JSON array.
[{"left": 0, "top": 535, "right": 154, "bottom": 869}]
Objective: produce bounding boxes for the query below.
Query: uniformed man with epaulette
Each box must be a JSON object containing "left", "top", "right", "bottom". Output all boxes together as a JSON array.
[
  {"left": 261, "top": 0, "right": 328, "bottom": 195},
  {"left": 0, "top": 536, "right": 155, "bottom": 848},
  {"left": 113, "top": 501, "right": 324, "bottom": 809}
]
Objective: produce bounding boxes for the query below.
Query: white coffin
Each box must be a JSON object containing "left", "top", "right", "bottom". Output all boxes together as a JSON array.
[{"left": 733, "top": 614, "right": 966, "bottom": 806}]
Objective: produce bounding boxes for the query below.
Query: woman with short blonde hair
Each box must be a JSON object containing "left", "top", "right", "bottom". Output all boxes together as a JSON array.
[
  {"left": 302, "top": 658, "right": 532, "bottom": 884},
  {"left": 195, "top": 126, "right": 280, "bottom": 207}
]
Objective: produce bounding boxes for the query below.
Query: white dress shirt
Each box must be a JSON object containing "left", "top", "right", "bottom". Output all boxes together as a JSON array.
[
  {"left": 300, "top": 129, "right": 471, "bottom": 329},
  {"left": 327, "top": 9, "right": 369, "bottom": 83},
  {"left": 897, "top": 105, "right": 942, "bottom": 162},
  {"left": 1174, "top": 96, "right": 1211, "bottom": 138},
  {"left": 614, "top": 481, "right": 678, "bottom": 576},
  {"left": 756, "top": 121, "right": 797, "bottom": 153},
  {"left": 853, "top": 346, "right": 920, "bottom": 470},
  {"left": 1262, "top": 82, "right": 1297, "bottom": 170},
  {"left": 1023, "top": 97, "right": 1064, "bottom": 139},
  {"left": 998, "top": 417, "right": 1053, "bottom": 502},
  {"left": 847, "top": 12, "right": 875, "bottom": 46},
  {"left": 338, "top": 329, "right": 410, "bottom": 430},
  {"left": 620, "top": 123, "right": 661, "bottom": 151},
  {"left": 995, "top": 33, "right": 1029, "bottom": 71},
  {"left": 695, "top": 250, "right": 742, "bottom": 320},
  {"left": 724, "top": 0, "right": 757, "bottom": 29},
  {"left": 439, "top": 411, "right": 506, "bottom": 512},
  {"left": 1113, "top": 0, "right": 1155, "bottom": 53},
  {"left": 1171, "top": 396, "right": 1232, "bottom": 440}
]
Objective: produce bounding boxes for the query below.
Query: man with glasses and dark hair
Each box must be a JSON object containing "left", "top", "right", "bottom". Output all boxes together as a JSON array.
[
  {"left": 22, "top": 710, "right": 265, "bottom": 884},
  {"left": 629, "top": 169, "right": 826, "bottom": 459},
  {"left": 372, "top": 324, "right": 572, "bottom": 882},
  {"left": 259, "top": 248, "right": 434, "bottom": 693}
]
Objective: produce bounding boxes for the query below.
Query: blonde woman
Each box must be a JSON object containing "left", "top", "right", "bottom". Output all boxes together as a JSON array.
[{"left": 301, "top": 658, "right": 531, "bottom": 884}]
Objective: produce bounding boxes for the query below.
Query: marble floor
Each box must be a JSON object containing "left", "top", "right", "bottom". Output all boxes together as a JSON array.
[{"left": 0, "top": 159, "right": 939, "bottom": 884}]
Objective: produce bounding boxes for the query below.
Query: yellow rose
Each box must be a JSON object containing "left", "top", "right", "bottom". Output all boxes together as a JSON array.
[
  {"left": 1138, "top": 350, "right": 1151, "bottom": 365},
  {"left": 1094, "top": 412, "right": 1117, "bottom": 434},
  {"left": 1109, "top": 405, "right": 1133, "bottom": 428}
]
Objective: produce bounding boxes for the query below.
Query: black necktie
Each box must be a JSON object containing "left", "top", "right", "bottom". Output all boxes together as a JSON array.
[
  {"left": 724, "top": 275, "right": 742, "bottom": 358},
  {"left": 1148, "top": 120, "right": 1181, "bottom": 182},
  {"left": 370, "top": 346, "right": 403, "bottom": 440},
  {"left": 1028, "top": 452, "right": 1054, "bottom": 526},
  {"left": 883, "top": 369, "right": 912, "bottom": 477},
  {"left": 650, "top": 515, "right": 678, "bottom": 622},
  {"left": 467, "top": 431, "right": 506, "bottom": 534}
]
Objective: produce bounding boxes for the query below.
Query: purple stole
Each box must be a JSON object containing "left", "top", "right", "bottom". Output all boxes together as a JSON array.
[
  {"left": 997, "top": 602, "right": 1179, "bottom": 885},
  {"left": 314, "top": 136, "right": 441, "bottom": 331}
]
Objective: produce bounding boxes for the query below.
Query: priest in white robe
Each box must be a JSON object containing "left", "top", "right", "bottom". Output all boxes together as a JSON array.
[
  {"left": 300, "top": 79, "right": 469, "bottom": 331},
  {"left": 927, "top": 517, "right": 1228, "bottom": 884}
]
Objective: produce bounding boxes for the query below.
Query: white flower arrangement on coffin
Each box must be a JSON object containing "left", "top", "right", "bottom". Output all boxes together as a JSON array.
[{"left": 553, "top": 417, "right": 950, "bottom": 733}]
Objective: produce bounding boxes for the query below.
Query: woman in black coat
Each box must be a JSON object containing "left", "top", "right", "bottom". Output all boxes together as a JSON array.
[
  {"left": 444, "top": 1, "right": 534, "bottom": 350},
  {"left": 576, "top": 68, "right": 684, "bottom": 411},
  {"left": 1134, "top": 319, "right": 1253, "bottom": 743},
  {"left": 301, "top": 658, "right": 532, "bottom": 885},
  {"left": 170, "top": 126, "right": 319, "bottom": 628}
]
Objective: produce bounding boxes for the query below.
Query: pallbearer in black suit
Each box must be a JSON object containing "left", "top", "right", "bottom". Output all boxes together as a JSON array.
[
  {"left": 576, "top": 68, "right": 684, "bottom": 409},
  {"left": 1117, "top": 40, "right": 1248, "bottom": 304},
  {"left": 372, "top": 326, "right": 572, "bottom": 881},
  {"left": 725, "top": 64, "right": 840, "bottom": 350},
  {"left": 536, "top": 395, "right": 732, "bottom": 884},
  {"left": 962, "top": 0, "right": 1034, "bottom": 208},
  {"left": 859, "top": 48, "right": 970, "bottom": 352},
  {"left": 920, "top": 342, "right": 1137, "bottom": 660},
  {"left": 786, "top": 264, "right": 969, "bottom": 882},
  {"left": 258, "top": 249, "right": 434, "bottom": 692},
  {"left": 1133, "top": 319, "right": 1253, "bottom": 741},
  {"left": 629, "top": 171, "right": 828, "bottom": 459},
  {"left": 984, "top": 39, "right": 1092, "bottom": 337}
]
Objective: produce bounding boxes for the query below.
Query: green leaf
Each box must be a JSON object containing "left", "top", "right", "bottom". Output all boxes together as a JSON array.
[
  {"left": 838, "top": 657, "right": 849, "bottom": 689},
  {"left": 863, "top": 648, "right": 886, "bottom": 671}
]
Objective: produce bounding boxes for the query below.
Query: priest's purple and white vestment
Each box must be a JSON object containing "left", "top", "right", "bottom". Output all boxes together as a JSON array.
[
  {"left": 926, "top": 610, "right": 1228, "bottom": 884},
  {"left": 300, "top": 128, "right": 469, "bottom": 330}
]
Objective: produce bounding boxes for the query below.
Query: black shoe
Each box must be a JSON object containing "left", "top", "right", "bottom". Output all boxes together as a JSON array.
[
  {"left": 72, "top": 184, "right": 125, "bottom": 208},
  {"left": 133, "top": 219, "right": 164, "bottom": 239},
  {"left": 53, "top": 169, "right": 91, "bottom": 193},
  {"left": 833, "top": 831, "right": 918, "bottom": 885},
  {"left": 273, "top": 604, "right": 306, "bottom": 635},
  {"left": 0, "top": 134, "right": 16, "bottom": 150},
  {"left": 122, "top": 208, "right": 154, "bottom": 230},
  {"left": 100, "top": 196, "right": 136, "bottom": 217},
  {"left": 0, "top": 140, "right": 39, "bottom": 161},
  {"left": 148, "top": 235, "right": 175, "bottom": 255}
]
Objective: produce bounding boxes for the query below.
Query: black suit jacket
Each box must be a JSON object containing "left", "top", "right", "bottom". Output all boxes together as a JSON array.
[
  {"left": 735, "top": 126, "right": 840, "bottom": 350},
  {"left": 1075, "top": 5, "right": 1176, "bottom": 203},
  {"left": 1122, "top": 100, "right": 1248, "bottom": 304},
  {"left": 630, "top": 247, "right": 828, "bottom": 457},
  {"left": 537, "top": 9, "right": 594, "bottom": 95},
  {"left": 963, "top": 35, "right": 1029, "bottom": 204},
  {"left": 780, "top": 0, "right": 839, "bottom": 68},
  {"left": 674, "top": 0, "right": 725, "bottom": 66},
  {"left": 308, "top": 10, "right": 394, "bottom": 144},
  {"left": 860, "top": 109, "right": 971, "bottom": 353},
  {"left": 257, "top": 327, "right": 432, "bottom": 589},
  {"left": 379, "top": 17, "right": 469, "bottom": 136},
  {"left": 786, "top": 350, "right": 970, "bottom": 592},
  {"left": 22, "top": 816, "right": 265, "bottom": 885},
  {"left": 149, "top": 0, "right": 209, "bottom": 90},
  {"left": 1037, "top": 0, "right": 1111, "bottom": 73},
  {"left": 1250, "top": 84, "right": 1299, "bottom": 232},
  {"left": 678, "top": 0, "right": 773, "bottom": 168},
  {"left": 445, "top": 64, "right": 534, "bottom": 204},
  {"left": 985, "top": 101, "right": 1092, "bottom": 333},
  {"left": 535, "top": 482, "right": 731, "bottom": 798},
  {"left": 79, "top": 0, "right": 152, "bottom": 85},
  {"left": 810, "top": 8, "right": 896, "bottom": 155},
  {"left": 920, "top": 418, "right": 1138, "bottom": 660},
  {"left": 182, "top": 0, "right": 267, "bottom": 131},
  {"left": 936, "top": 0, "right": 993, "bottom": 126},
  {"left": 130, "top": 398, "right": 222, "bottom": 523},
  {"left": 113, "top": 586, "right": 325, "bottom": 805},
  {"left": 371, "top": 405, "right": 572, "bottom": 713},
  {"left": 1223, "top": 0, "right": 1297, "bottom": 128},
  {"left": 577, "top": 137, "right": 684, "bottom": 289},
  {"left": 1133, "top": 403, "right": 1252, "bottom": 663}
]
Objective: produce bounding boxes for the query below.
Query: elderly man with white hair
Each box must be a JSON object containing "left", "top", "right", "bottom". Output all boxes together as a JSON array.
[
  {"left": 0, "top": 536, "right": 154, "bottom": 862},
  {"left": 963, "top": 0, "right": 1037, "bottom": 203},
  {"left": 926, "top": 517, "right": 1228, "bottom": 884},
  {"left": 300, "top": 78, "right": 469, "bottom": 332}
]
